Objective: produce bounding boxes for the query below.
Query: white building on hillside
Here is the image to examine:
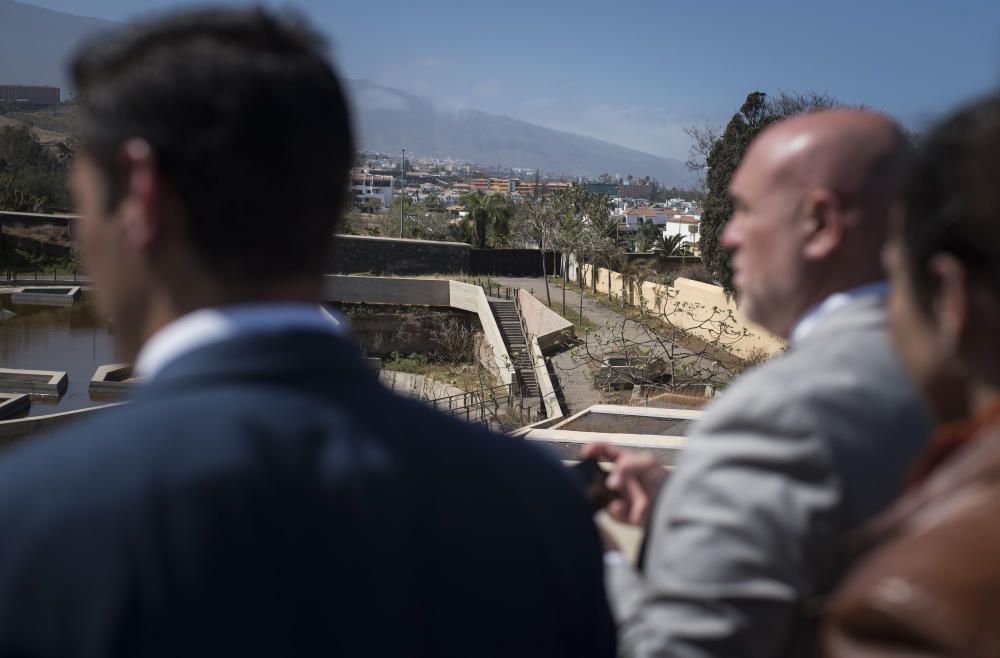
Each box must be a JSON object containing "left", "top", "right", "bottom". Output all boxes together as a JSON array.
[
  {"left": 663, "top": 215, "right": 701, "bottom": 248},
  {"left": 351, "top": 172, "right": 395, "bottom": 208},
  {"left": 622, "top": 207, "right": 670, "bottom": 230}
]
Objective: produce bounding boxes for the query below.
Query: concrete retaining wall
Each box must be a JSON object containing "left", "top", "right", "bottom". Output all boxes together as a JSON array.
[
  {"left": 329, "top": 235, "right": 470, "bottom": 275},
  {"left": 516, "top": 280, "right": 566, "bottom": 420},
  {"left": 323, "top": 275, "right": 517, "bottom": 386},
  {"left": 527, "top": 334, "right": 563, "bottom": 422},
  {"left": 378, "top": 370, "right": 464, "bottom": 401},
  {"left": 327, "top": 234, "right": 565, "bottom": 277},
  {"left": 448, "top": 280, "right": 515, "bottom": 386},
  {"left": 323, "top": 275, "right": 452, "bottom": 307},
  {"left": 470, "top": 249, "right": 560, "bottom": 277},
  {"left": 335, "top": 306, "right": 476, "bottom": 357},
  {"left": 322, "top": 275, "right": 572, "bottom": 420},
  {"left": 518, "top": 289, "right": 574, "bottom": 353}
]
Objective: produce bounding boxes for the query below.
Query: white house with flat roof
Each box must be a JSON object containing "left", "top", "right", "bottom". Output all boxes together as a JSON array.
[
  {"left": 351, "top": 172, "right": 395, "bottom": 208},
  {"left": 663, "top": 214, "right": 701, "bottom": 246}
]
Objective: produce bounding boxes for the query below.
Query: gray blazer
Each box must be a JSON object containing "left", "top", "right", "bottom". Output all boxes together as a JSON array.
[{"left": 606, "top": 294, "right": 931, "bottom": 658}]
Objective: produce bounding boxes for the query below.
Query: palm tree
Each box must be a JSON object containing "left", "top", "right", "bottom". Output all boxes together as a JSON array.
[
  {"left": 458, "top": 191, "right": 514, "bottom": 249},
  {"left": 637, "top": 220, "right": 661, "bottom": 252},
  {"left": 554, "top": 197, "right": 584, "bottom": 315},
  {"left": 653, "top": 233, "right": 692, "bottom": 259},
  {"left": 583, "top": 194, "right": 616, "bottom": 294},
  {"left": 446, "top": 216, "right": 476, "bottom": 245}
]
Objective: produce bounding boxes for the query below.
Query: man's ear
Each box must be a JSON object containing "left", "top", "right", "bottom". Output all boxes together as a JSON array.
[
  {"left": 117, "top": 139, "right": 165, "bottom": 252},
  {"left": 801, "top": 188, "right": 845, "bottom": 261},
  {"left": 929, "top": 253, "right": 969, "bottom": 358}
]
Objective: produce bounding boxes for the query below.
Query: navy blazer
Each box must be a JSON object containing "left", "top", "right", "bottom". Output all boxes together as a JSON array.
[{"left": 0, "top": 330, "right": 615, "bottom": 657}]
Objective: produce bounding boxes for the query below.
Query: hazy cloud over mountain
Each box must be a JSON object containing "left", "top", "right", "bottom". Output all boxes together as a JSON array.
[
  {"left": 0, "top": 0, "right": 116, "bottom": 92},
  {"left": 348, "top": 80, "right": 695, "bottom": 185}
]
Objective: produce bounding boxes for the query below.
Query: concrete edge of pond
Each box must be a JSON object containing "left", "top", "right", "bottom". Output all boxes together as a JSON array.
[
  {"left": 0, "top": 368, "right": 69, "bottom": 399},
  {"left": 89, "top": 364, "right": 138, "bottom": 399},
  {"left": 0, "top": 394, "right": 30, "bottom": 420},
  {"left": 521, "top": 428, "right": 685, "bottom": 466},
  {"left": 10, "top": 286, "right": 82, "bottom": 307},
  {"left": 0, "top": 403, "right": 121, "bottom": 443},
  {"left": 551, "top": 404, "right": 705, "bottom": 430}
]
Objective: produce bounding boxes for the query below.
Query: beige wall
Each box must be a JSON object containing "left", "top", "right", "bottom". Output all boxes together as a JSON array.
[
  {"left": 518, "top": 289, "right": 575, "bottom": 353},
  {"left": 527, "top": 334, "right": 563, "bottom": 421},
  {"left": 449, "top": 280, "right": 517, "bottom": 385},
  {"left": 578, "top": 264, "right": 785, "bottom": 358},
  {"left": 323, "top": 275, "right": 451, "bottom": 307}
]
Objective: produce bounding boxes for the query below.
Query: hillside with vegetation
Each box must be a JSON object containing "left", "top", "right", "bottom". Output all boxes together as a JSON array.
[{"left": 0, "top": 109, "right": 77, "bottom": 270}]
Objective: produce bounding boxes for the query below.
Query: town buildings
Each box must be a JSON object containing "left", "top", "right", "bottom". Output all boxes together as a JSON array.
[
  {"left": 0, "top": 85, "right": 59, "bottom": 108},
  {"left": 350, "top": 152, "right": 702, "bottom": 253},
  {"left": 350, "top": 171, "right": 395, "bottom": 208}
]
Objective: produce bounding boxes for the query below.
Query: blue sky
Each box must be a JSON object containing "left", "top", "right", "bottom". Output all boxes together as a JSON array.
[{"left": 24, "top": 0, "right": 1000, "bottom": 160}]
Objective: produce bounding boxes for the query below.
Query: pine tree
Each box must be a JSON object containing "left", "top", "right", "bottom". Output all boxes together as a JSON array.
[{"left": 697, "top": 91, "right": 839, "bottom": 293}]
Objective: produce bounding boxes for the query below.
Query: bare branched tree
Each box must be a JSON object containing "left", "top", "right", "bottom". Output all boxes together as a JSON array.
[
  {"left": 557, "top": 274, "right": 777, "bottom": 400},
  {"left": 511, "top": 193, "right": 570, "bottom": 306},
  {"left": 683, "top": 122, "right": 722, "bottom": 192},
  {"left": 430, "top": 317, "right": 475, "bottom": 365}
]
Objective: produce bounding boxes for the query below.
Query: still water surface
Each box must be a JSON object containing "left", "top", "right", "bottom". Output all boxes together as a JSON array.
[{"left": 0, "top": 292, "right": 118, "bottom": 416}]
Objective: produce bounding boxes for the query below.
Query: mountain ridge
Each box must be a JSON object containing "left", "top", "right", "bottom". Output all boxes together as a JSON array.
[
  {"left": 348, "top": 79, "right": 693, "bottom": 185},
  {"left": 0, "top": 0, "right": 117, "bottom": 92},
  {"left": 0, "top": 0, "right": 694, "bottom": 185}
]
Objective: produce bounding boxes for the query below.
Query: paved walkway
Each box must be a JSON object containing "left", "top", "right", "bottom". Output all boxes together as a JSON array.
[{"left": 494, "top": 277, "right": 696, "bottom": 415}]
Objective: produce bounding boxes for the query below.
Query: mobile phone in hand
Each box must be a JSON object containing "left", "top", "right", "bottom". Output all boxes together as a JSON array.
[{"left": 570, "top": 458, "right": 619, "bottom": 511}]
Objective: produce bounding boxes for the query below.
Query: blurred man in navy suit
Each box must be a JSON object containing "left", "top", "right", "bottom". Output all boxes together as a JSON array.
[{"left": 0, "top": 9, "right": 614, "bottom": 657}]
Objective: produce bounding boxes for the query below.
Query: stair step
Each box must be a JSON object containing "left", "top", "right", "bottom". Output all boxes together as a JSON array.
[{"left": 490, "top": 299, "right": 547, "bottom": 402}]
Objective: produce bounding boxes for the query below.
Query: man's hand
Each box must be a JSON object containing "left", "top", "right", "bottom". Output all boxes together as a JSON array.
[{"left": 581, "top": 443, "right": 668, "bottom": 527}]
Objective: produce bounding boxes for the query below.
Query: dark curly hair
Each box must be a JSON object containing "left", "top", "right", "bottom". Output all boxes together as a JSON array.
[
  {"left": 902, "top": 95, "right": 1000, "bottom": 307},
  {"left": 71, "top": 8, "right": 354, "bottom": 283}
]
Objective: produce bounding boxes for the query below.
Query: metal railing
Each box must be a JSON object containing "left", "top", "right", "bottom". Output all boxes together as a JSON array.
[
  {"left": 421, "top": 382, "right": 542, "bottom": 430},
  {"left": 473, "top": 277, "right": 530, "bottom": 301},
  {"left": 2, "top": 268, "right": 84, "bottom": 284}
]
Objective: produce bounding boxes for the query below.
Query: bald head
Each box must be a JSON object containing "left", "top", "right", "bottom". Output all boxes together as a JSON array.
[
  {"left": 750, "top": 109, "right": 909, "bottom": 217},
  {"left": 723, "top": 109, "right": 911, "bottom": 338}
]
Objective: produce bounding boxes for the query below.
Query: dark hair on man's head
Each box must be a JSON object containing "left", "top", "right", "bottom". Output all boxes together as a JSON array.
[
  {"left": 71, "top": 8, "right": 354, "bottom": 283},
  {"left": 902, "top": 95, "right": 1000, "bottom": 307}
]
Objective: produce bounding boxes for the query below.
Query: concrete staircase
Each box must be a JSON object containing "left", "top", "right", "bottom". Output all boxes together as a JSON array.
[{"left": 489, "top": 299, "right": 539, "bottom": 397}]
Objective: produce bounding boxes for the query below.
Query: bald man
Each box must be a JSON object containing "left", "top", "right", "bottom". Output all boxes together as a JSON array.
[{"left": 585, "top": 110, "right": 931, "bottom": 658}]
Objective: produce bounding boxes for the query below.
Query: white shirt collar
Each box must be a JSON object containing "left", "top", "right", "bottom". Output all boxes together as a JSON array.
[
  {"left": 790, "top": 281, "right": 889, "bottom": 346},
  {"left": 134, "top": 303, "right": 347, "bottom": 381}
]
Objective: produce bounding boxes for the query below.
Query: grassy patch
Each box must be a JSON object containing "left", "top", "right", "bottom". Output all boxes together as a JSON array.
[{"left": 560, "top": 309, "right": 598, "bottom": 334}]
